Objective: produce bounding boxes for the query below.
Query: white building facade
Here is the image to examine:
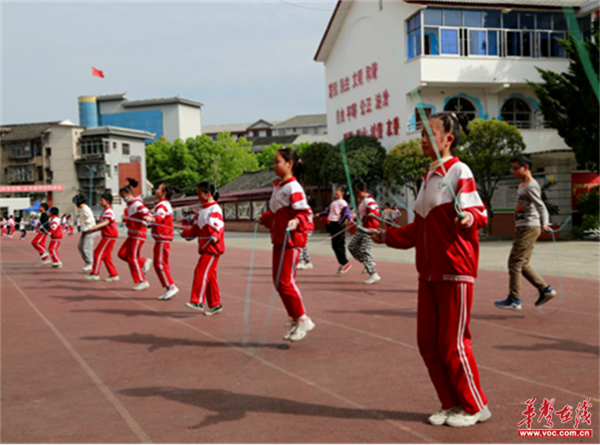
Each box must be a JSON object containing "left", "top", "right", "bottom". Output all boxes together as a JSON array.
[{"left": 315, "top": 0, "right": 598, "bottom": 232}]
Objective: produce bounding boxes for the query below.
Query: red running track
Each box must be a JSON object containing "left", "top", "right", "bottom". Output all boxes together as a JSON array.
[{"left": 1, "top": 235, "right": 598, "bottom": 443}]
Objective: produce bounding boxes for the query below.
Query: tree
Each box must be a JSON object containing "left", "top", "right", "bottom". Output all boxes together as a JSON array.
[
  {"left": 145, "top": 136, "right": 201, "bottom": 191},
  {"left": 455, "top": 118, "right": 525, "bottom": 232},
  {"left": 320, "top": 135, "right": 386, "bottom": 192},
  {"left": 528, "top": 19, "right": 599, "bottom": 172},
  {"left": 383, "top": 139, "right": 429, "bottom": 199},
  {"left": 255, "top": 142, "right": 284, "bottom": 169},
  {"left": 301, "top": 142, "right": 333, "bottom": 209},
  {"left": 210, "top": 133, "right": 260, "bottom": 187}
]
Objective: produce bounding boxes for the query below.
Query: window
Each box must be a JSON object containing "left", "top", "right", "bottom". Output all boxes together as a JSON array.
[
  {"left": 445, "top": 97, "right": 477, "bottom": 121},
  {"left": 122, "top": 143, "right": 130, "bottom": 155},
  {"left": 8, "top": 164, "right": 35, "bottom": 184},
  {"left": 45, "top": 147, "right": 51, "bottom": 156},
  {"left": 113, "top": 142, "right": 117, "bottom": 150},
  {"left": 266, "top": 129, "right": 272, "bottom": 137},
  {"left": 252, "top": 130, "right": 259, "bottom": 137},
  {"left": 501, "top": 98, "right": 531, "bottom": 129},
  {"left": 114, "top": 165, "right": 119, "bottom": 175},
  {"left": 104, "top": 141, "right": 110, "bottom": 153},
  {"left": 278, "top": 129, "right": 286, "bottom": 136},
  {"left": 292, "top": 128, "right": 297, "bottom": 134},
  {"left": 410, "top": 7, "right": 567, "bottom": 59},
  {"left": 302, "top": 127, "right": 309, "bottom": 135},
  {"left": 37, "top": 166, "right": 43, "bottom": 181},
  {"left": 105, "top": 164, "right": 111, "bottom": 178},
  {"left": 6, "top": 142, "right": 33, "bottom": 159},
  {"left": 413, "top": 107, "right": 433, "bottom": 131},
  {"left": 35, "top": 145, "right": 42, "bottom": 157}
]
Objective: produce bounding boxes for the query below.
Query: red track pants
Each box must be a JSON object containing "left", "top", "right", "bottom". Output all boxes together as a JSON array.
[
  {"left": 272, "top": 244, "right": 305, "bottom": 319},
  {"left": 32, "top": 233, "right": 48, "bottom": 257},
  {"left": 92, "top": 238, "right": 118, "bottom": 277},
  {"left": 153, "top": 242, "right": 174, "bottom": 288},
  {"left": 118, "top": 238, "right": 147, "bottom": 284},
  {"left": 191, "top": 254, "right": 220, "bottom": 307},
  {"left": 417, "top": 280, "right": 487, "bottom": 414},
  {"left": 48, "top": 239, "right": 61, "bottom": 263}
]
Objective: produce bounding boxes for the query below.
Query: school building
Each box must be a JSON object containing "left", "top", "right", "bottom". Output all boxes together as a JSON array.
[
  {"left": 315, "top": 0, "right": 599, "bottom": 235},
  {"left": 78, "top": 93, "right": 203, "bottom": 143}
]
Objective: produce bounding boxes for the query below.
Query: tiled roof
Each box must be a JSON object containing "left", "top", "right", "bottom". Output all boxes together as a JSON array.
[
  {"left": 219, "top": 168, "right": 277, "bottom": 194},
  {"left": 273, "top": 114, "right": 327, "bottom": 128},
  {"left": 0, "top": 122, "right": 59, "bottom": 142},
  {"left": 246, "top": 135, "right": 298, "bottom": 151}
]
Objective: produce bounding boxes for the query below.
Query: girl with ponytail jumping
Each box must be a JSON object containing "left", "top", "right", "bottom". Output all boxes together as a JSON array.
[
  {"left": 374, "top": 112, "right": 490, "bottom": 427},
  {"left": 149, "top": 183, "right": 179, "bottom": 301},
  {"left": 85, "top": 191, "right": 119, "bottom": 281},
  {"left": 181, "top": 182, "right": 225, "bottom": 316},
  {"left": 31, "top": 203, "right": 51, "bottom": 264},
  {"left": 260, "top": 147, "right": 315, "bottom": 342},
  {"left": 119, "top": 180, "right": 152, "bottom": 291}
]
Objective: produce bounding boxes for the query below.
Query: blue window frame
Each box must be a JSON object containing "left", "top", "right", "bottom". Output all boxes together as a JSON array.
[
  {"left": 469, "top": 30, "right": 486, "bottom": 55},
  {"left": 424, "top": 27, "right": 440, "bottom": 55},
  {"left": 424, "top": 7, "right": 442, "bottom": 26},
  {"left": 487, "top": 30, "right": 498, "bottom": 55},
  {"left": 464, "top": 10, "right": 482, "bottom": 28},
  {"left": 444, "top": 9, "right": 462, "bottom": 27},
  {"left": 441, "top": 29, "right": 459, "bottom": 54},
  {"left": 506, "top": 31, "right": 521, "bottom": 56},
  {"left": 503, "top": 11, "right": 519, "bottom": 29},
  {"left": 483, "top": 10, "right": 501, "bottom": 28}
]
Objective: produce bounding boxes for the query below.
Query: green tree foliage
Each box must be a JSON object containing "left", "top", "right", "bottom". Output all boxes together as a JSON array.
[
  {"left": 145, "top": 132, "right": 260, "bottom": 193},
  {"left": 301, "top": 142, "right": 333, "bottom": 209},
  {"left": 255, "top": 143, "right": 284, "bottom": 169},
  {"left": 528, "top": 19, "right": 599, "bottom": 172},
  {"left": 572, "top": 188, "right": 600, "bottom": 238},
  {"left": 320, "top": 135, "right": 386, "bottom": 189},
  {"left": 383, "top": 139, "right": 429, "bottom": 198},
  {"left": 455, "top": 119, "right": 525, "bottom": 230}
]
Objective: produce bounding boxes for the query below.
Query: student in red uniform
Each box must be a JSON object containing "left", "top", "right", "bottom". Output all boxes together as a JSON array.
[
  {"left": 0, "top": 217, "right": 5, "bottom": 238},
  {"left": 31, "top": 203, "right": 51, "bottom": 264},
  {"left": 348, "top": 181, "right": 381, "bottom": 284},
  {"left": 85, "top": 192, "right": 120, "bottom": 281},
  {"left": 260, "top": 148, "right": 315, "bottom": 342},
  {"left": 181, "top": 182, "right": 225, "bottom": 316},
  {"left": 47, "top": 207, "right": 63, "bottom": 268},
  {"left": 7, "top": 215, "right": 15, "bottom": 237},
  {"left": 148, "top": 183, "right": 179, "bottom": 300},
  {"left": 373, "top": 112, "right": 490, "bottom": 427},
  {"left": 118, "top": 181, "right": 152, "bottom": 291}
]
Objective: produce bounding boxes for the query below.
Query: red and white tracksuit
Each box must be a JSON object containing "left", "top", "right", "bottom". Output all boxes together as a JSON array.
[
  {"left": 48, "top": 216, "right": 63, "bottom": 263},
  {"left": 118, "top": 197, "right": 150, "bottom": 284},
  {"left": 8, "top": 218, "right": 15, "bottom": 236},
  {"left": 31, "top": 213, "right": 50, "bottom": 259},
  {"left": 182, "top": 202, "right": 225, "bottom": 308},
  {"left": 261, "top": 177, "right": 312, "bottom": 319},
  {"left": 0, "top": 219, "right": 5, "bottom": 238},
  {"left": 382, "top": 157, "right": 489, "bottom": 415},
  {"left": 92, "top": 206, "right": 119, "bottom": 277},
  {"left": 151, "top": 199, "right": 175, "bottom": 288}
]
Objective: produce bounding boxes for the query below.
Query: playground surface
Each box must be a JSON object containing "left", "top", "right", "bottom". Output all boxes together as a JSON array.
[{"left": 1, "top": 233, "right": 598, "bottom": 443}]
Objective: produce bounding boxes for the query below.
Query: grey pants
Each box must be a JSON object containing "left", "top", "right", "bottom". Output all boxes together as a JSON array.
[
  {"left": 78, "top": 232, "right": 97, "bottom": 265},
  {"left": 508, "top": 226, "right": 547, "bottom": 299},
  {"left": 348, "top": 232, "right": 376, "bottom": 275}
]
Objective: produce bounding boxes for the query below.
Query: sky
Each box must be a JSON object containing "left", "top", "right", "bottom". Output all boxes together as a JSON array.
[{"left": 1, "top": 0, "right": 338, "bottom": 127}]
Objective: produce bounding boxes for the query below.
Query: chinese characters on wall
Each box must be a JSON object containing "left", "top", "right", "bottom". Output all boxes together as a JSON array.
[{"left": 328, "top": 62, "right": 400, "bottom": 141}]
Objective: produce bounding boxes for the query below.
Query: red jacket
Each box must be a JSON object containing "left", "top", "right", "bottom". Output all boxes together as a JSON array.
[
  {"left": 124, "top": 197, "right": 150, "bottom": 240},
  {"left": 49, "top": 216, "right": 63, "bottom": 240},
  {"left": 151, "top": 199, "right": 174, "bottom": 242},
  {"left": 357, "top": 195, "right": 380, "bottom": 230},
  {"left": 382, "top": 157, "right": 487, "bottom": 283},
  {"left": 182, "top": 201, "right": 225, "bottom": 256},
  {"left": 99, "top": 206, "right": 118, "bottom": 238},
  {"left": 261, "top": 177, "right": 312, "bottom": 248}
]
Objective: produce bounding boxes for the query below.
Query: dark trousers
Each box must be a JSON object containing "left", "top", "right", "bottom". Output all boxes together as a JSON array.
[{"left": 327, "top": 221, "right": 348, "bottom": 266}]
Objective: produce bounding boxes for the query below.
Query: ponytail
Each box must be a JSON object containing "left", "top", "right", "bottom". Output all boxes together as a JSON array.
[
  {"left": 161, "top": 183, "right": 174, "bottom": 200},
  {"left": 277, "top": 147, "right": 305, "bottom": 185},
  {"left": 429, "top": 112, "right": 470, "bottom": 150},
  {"left": 197, "top": 181, "right": 219, "bottom": 201}
]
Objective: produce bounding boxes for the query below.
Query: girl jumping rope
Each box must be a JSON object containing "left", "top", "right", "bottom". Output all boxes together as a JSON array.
[
  {"left": 181, "top": 182, "right": 225, "bottom": 316},
  {"left": 260, "top": 147, "right": 315, "bottom": 342},
  {"left": 31, "top": 203, "right": 51, "bottom": 264},
  {"left": 348, "top": 181, "right": 381, "bottom": 284},
  {"left": 148, "top": 183, "right": 179, "bottom": 301},
  {"left": 119, "top": 180, "right": 153, "bottom": 291},
  {"left": 373, "top": 112, "right": 490, "bottom": 427},
  {"left": 85, "top": 191, "right": 120, "bottom": 282},
  {"left": 48, "top": 207, "right": 63, "bottom": 268}
]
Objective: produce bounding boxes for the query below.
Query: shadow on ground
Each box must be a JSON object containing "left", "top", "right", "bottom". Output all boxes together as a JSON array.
[{"left": 119, "top": 386, "right": 427, "bottom": 429}]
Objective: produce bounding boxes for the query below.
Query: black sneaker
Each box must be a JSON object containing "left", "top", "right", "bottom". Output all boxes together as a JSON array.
[
  {"left": 204, "top": 305, "right": 223, "bottom": 316},
  {"left": 185, "top": 302, "right": 205, "bottom": 311},
  {"left": 535, "top": 286, "right": 557, "bottom": 306}
]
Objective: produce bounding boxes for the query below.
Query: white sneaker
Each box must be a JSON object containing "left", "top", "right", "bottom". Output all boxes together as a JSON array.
[
  {"left": 296, "top": 262, "right": 308, "bottom": 270},
  {"left": 52, "top": 262, "right": 63, "bottom": 268},
  {"left": 85, "top": 274, "right": 100, "bottom": 281},
  {"left": 288, "top": 317, "right": 315, "bottom": 342},
  {"left": 105, "top": 276, "right": 120, "bottom": 282},
  {"left": 283, "top": 320, "right": 298, "bottom": 341},
  {"left": 133, "top": 281, "right": 150, "bottom": 291},
  {"left": 158, "top": 286, "right": 179, "bottom": 300},
  {"left": 82, "top": 264, "right": 92, "bottom": 272},
  {"left": 446, "top": 406, "right": 492, "bottom": 427},
  {"left": 41, "top": 257, "right": 52, "bottom": 265},
  {"left": 428, "top": 406, "right": 460, "bottom": 426},
  {"left": 142, "top": 258, "right": 153, "bottom": 274},
  {"left": 365, "top": 272, "right": 381, "bottom": 284},
  {"left": 303, "top": 262, "right": 313, "bottom": 270}
]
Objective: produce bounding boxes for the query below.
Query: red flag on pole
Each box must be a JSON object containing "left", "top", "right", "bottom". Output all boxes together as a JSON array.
[{"left": 91, "top": 67, "right": 104, "bottom": 78}]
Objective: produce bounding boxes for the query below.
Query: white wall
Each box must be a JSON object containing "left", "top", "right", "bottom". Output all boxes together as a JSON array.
[
  {"left": 177, "top": 104, "right": 202, "bottom": 140},
  {"left": 0, "top": 198, "right": 31, "bottom": 216}
]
